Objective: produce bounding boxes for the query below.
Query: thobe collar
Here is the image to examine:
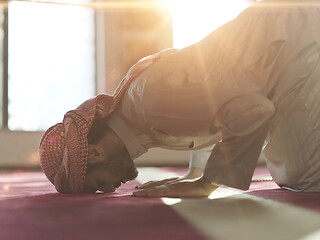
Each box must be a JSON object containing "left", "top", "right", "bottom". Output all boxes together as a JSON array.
[{"left": 107, "top": 112, "right": 147, "bottom": 159}]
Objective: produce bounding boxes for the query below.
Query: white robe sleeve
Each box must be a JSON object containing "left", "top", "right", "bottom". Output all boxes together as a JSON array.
[
  {"left": 203, "top": 93, "right": 275, "bottom": 190},
  {"left": 189, "top": 145, "right": 214, "bottom": 170}
]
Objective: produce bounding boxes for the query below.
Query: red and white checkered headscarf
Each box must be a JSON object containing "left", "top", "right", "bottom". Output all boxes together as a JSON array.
[{"left": 39, "top": 49, "right": 177, "bottom": 193}]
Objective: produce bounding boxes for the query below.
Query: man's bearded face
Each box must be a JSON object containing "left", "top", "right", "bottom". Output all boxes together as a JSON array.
[
  {"left": 83, "top": 150, "right": 138, "bottom": 193},
  {"left": 84, "top": 121, "right": 138, "bottom": 193}
]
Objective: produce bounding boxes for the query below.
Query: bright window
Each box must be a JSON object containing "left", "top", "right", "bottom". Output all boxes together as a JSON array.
[{"left": 7, "top": 0, "right": 95, "bottom": 131}]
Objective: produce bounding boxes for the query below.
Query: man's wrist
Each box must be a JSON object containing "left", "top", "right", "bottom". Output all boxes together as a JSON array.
[
  {"left": 186, "top": 167, "right": 204, "bottom": 179},
  {"left": 199, "top": 177, "right": 220, "bottom": 192}
]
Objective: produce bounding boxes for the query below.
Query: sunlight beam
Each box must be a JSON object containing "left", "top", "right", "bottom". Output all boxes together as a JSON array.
[{"left": 165, "top": 0, "right": 253, "bottom": 48}]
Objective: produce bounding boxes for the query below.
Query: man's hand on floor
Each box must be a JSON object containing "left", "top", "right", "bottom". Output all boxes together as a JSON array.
[
  {"left": 132, "top": 177, "right": 218, "bottom": 198},
  {"left": 135, "top": 177, "right": 180, "bottom": 189},
  {"left": 135, "top": 167, "right": 204, "bottom": 189}
]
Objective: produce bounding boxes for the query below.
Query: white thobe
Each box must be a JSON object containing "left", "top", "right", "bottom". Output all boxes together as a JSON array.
[{"left": 107, "top": 0, "right": 320, "bottom": 191}]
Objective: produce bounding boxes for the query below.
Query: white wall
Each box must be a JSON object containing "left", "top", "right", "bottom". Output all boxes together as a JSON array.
[
  {"left": 0, "top": 129, "right": 190, "bottom": 167},
  {"left": 0, "top": 130, "right": 42, "bottom": 167}
]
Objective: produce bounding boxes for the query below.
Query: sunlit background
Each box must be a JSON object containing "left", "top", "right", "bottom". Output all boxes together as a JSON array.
[
  {"left": 6, "top": 0, "right": 253, "bottom": 131},
  {"left": 167, "top": 0, "right": 252, "bottom": 48},
  {"left": 8, "top": 0, "right": 95, "bottom": 131}
]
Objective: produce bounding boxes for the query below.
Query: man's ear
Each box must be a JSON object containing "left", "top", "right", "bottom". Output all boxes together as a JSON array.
[{"left": 88, "top": 144, "right": 107, "bottom": 164}]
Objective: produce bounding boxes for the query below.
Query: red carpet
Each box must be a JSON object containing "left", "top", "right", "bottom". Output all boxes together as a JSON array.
[
  {"left": 0, "top": 170, "right": 207, "bottom": 240},
  {"left": 1, "top": 167, "right": 320, "bottom": 240},
  {"left": 247, "top": 168, "right": 320, "bottom": 212}
]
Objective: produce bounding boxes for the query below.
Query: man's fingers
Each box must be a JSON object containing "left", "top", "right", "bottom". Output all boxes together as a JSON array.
[
  {"left": 135, "top": 177, "right": 179, "bottom": 189},
  {"left": 135, "top": 180, "right": 163, "bottom": 189},
  {"left": 132, "top": 179, "right": 218, "bottom": 198}
]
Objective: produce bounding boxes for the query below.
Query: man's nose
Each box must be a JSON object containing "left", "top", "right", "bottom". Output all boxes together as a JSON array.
[{"left": 126, "top": 167, "right": 138, "bottom": 180}]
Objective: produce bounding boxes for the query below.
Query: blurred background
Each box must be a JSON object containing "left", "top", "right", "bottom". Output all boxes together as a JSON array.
[{"left": 0, "top": 0, "right": 255, "bottom": 168}]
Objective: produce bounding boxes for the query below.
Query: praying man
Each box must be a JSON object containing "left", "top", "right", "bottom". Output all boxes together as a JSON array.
[{"left": 39, "top": 0, "right": 320, "bottom": 197}]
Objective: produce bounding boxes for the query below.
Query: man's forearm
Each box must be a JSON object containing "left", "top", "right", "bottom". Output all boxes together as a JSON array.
[
  {"left": 189, "top": 145, "right": 214, "bottom": 170},
  {"left": 203, "top": 94, "right": 275, "bottom": 190}
]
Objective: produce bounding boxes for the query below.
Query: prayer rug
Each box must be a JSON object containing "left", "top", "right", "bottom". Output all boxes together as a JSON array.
[
  {"left": 247, "top": 168, "right": 320, "bottom": 213},
  {"left": 1, "top": 167, "right": 320, "bottom": 240},
  {"left": 0, "top": 170, "right": 206, "bottom": 240}
]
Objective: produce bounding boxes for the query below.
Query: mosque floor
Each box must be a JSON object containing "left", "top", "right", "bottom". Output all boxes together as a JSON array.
[{"left": 0, "top": 166, "right": 319, "bottom": 240}]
